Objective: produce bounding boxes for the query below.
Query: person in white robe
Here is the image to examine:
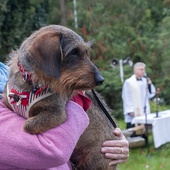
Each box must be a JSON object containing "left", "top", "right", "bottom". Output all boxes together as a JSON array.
[{"left": 122, "top": 62, "right": 156, "bottom": 130}]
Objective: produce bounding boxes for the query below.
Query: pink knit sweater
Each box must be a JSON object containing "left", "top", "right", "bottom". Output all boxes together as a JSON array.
[{"left": 0, "top": 100, "right": 89, "bottom": 170}]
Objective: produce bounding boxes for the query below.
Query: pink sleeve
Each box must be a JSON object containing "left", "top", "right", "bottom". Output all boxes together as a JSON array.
[{"left": 0, "top": 100, "right": 89, "bottom": 169}]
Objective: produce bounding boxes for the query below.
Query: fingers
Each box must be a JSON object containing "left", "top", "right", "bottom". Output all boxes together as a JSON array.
[
  {"left": 101, "top": 128, "right": 130, "bottom": 165},
  {"left": 103, "top": 128, "right": 129, "bottom": 147},
  {"left": 109, "top": 158, "right": 129, "bottom": 166},
  {"left": 112, "top": 128, "right": 127, "bottom": 140},
  {"left": 112, "top": 128, "right": 122, "bottom": 138},
  {"left": 101, "top": 145, "right": 129, "bottom": 163},
  {"left": 101, "top": 147, "right": 129, "bottom": 156},
  {"left": 102, "top": 148, "right": 129, "bottom": 166},
  {"left": 105, "top": 152, "right": 129, "bottom": 161},
  {"left": 102, "top": 138, "right": 129, "bottom": 148}
]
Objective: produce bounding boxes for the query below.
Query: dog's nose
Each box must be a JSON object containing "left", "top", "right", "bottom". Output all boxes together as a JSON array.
[{"left": 95, "top": 74, "right": 104, "bottom": 85}]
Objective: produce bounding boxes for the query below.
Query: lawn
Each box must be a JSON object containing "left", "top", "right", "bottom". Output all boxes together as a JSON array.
[{"left": 117, "top": 119, "right": 170, "bottom": 170}]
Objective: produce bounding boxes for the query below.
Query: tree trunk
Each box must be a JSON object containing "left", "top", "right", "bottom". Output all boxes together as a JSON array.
[{"left": 59, "top": 0, "right": 67, "bottom": 26}]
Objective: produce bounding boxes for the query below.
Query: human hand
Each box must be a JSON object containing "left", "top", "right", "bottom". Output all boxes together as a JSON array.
[
  {"left": 147, "top": 78, "right": 152, "bottom": 84},
  {"left": 101, "top": 128, "right": 129, "bottom": 166},
  {"left": 128, "top": 112, "right": 134, "bottom": 116}
]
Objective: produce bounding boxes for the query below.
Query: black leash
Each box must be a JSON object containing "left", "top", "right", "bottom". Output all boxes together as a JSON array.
[{"left": 91, "top": 89, "right": 117, "bottom": 128}]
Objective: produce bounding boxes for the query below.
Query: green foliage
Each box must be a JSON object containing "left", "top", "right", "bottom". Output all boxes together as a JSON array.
[
  {"left": 1, "top": 0, "right": 170, "bottom": 118},
  {"left": 95, "top": 67, "right": 123, "bottom": 119},
  {"left": 95, "top": 65, "right": 133, "bottom": 119},
  {"left": 76, "top": 0, "right": 170, "bottom": 111},
  {"left": 0, "top": 0, "right": 49, "bottom": 58}
]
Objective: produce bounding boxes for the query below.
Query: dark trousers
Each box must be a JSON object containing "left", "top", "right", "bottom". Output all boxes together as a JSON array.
[
  {"left": 126, "top": 123, "right": 136, "bottom": 137},
  {"left": 126, "top": 122, "right": 135, "bottom": 129}
]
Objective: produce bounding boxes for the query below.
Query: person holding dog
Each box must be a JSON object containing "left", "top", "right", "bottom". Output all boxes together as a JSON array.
[
  {"left": 0, "top": 99, "right": 129, "bottom": 169},
  {"left": 0, "top": 64, "right": 129, "bottom": 169},
  {"left": 122, "top": 62, "right": 156, "bottom": 131}
]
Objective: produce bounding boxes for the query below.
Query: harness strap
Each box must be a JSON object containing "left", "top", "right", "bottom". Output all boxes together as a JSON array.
[
  {"left": 7, "top": 83, "right": 15, "bottom": 112},
  {"left": 26, "top": 92, "right": 53, "bottom": 115},
  {"left": 91, "top": 89, "right": 117, "bottom": 128},
  {"left": 7, "top": 83, "right": 53, "bottom": 118}
]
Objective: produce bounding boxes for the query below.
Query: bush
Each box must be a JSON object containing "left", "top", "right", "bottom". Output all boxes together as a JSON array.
[{"left": 95, "top": 65, "right": 132, "bottom": 119}]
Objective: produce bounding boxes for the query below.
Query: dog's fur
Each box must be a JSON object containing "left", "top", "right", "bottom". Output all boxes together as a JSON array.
[
  {"left": 3, "top": 25, "right": 117, "bottom": 169},
  {"left": 72, "top": 90, "right": 117, "bottom": 169}
]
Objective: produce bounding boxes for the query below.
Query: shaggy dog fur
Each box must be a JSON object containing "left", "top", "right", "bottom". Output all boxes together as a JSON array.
[{"left": 3, "top": 25, "right": 117, "bottom": 169}]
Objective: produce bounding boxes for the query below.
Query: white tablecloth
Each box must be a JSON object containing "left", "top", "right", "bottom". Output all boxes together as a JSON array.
[{"left": 132, "top": 110, "right": 170, "bottom": 148}]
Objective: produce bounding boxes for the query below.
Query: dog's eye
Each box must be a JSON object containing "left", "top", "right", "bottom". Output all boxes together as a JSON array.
[{"left": 70, "top": 48, "right": 78, "bottom": 56}]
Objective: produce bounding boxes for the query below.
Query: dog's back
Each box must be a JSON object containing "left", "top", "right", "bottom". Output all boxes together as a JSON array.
[{"left": 71, "top": 90, "right": 117, "bottom": 170}]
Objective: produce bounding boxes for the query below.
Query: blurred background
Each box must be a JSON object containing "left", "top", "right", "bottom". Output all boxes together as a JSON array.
[
  {"left": 1, "top": 1, "right": 170, "bottom": 169},
  {"left": 1, "top": 0, "right": 170, "bottom": 119}
]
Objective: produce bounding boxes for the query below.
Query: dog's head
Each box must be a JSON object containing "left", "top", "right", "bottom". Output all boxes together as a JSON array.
[{"left": 19, "top": 25, "right": 104, "bottom": 95}]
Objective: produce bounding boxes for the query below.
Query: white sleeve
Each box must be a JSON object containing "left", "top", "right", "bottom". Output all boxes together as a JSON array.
[
  {"left": 148, "top": 84, "right": 156, "bottom": 99},
  {"left": 122, "top": 81, "right": 134, "bottom": 115}
]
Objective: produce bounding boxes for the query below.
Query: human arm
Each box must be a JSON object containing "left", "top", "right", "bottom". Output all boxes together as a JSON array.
[
  {"left": 0, "top": 62, "right": 8, "bottom": 93},
  {"left": 148, "top": 83, "right": 156, "bottom": 99},
  {"left": 143, "top": 76, "right": 156, "bottom": 99},
  {"left": 101, "top": 128, "right": 129, "bottom": 166},
  {"left": 0, "top": 100, "right": 89, "bottom": 169}
]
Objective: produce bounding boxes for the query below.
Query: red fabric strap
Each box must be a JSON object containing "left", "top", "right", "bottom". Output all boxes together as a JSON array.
[
  {"left": 71, "top": 91, "right": 92, "bottom": 111},
  {"left": 9, "top": 88, "right": 30, "bottom": 106}
]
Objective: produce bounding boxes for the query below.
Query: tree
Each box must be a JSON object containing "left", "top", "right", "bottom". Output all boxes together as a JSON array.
[
  {"left": 0, "top": 0, "right": 48, "bottom": 59},
  {"left": 1, "top": 0, "right": 170, "bottom": 117},
  {"left": 59, "top": 0, "right": 67, "bottom": 26}
]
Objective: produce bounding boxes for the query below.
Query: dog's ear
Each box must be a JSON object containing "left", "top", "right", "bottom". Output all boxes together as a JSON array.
[{"left": 28, "top": 32, "right": 63, "bottom": 78}]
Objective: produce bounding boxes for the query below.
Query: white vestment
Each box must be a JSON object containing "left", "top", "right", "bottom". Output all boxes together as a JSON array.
[{"left": 122, "top": 74, "right": 156, "bottom": 123}]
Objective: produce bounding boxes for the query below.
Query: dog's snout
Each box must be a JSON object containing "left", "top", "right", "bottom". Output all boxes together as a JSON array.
[{"left": 95, "top": 73, "right": 104, "bottom": 85}]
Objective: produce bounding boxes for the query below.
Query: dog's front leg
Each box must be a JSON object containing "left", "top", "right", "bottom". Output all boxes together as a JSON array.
[{"left": 24, "top": 109, "right": 67, "bottom": 134}]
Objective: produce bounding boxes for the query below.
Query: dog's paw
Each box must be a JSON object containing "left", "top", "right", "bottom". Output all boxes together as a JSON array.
[{"left": 24, "top": 118, "right": 43, "bottom": 134}]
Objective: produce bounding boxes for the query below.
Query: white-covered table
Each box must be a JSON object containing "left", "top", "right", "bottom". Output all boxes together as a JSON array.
[{"left": 132, "top": 110, "right": 170, "bottom": 148}]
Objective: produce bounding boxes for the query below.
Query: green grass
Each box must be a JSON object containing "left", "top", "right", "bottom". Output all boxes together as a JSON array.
[
  {"left": 119, "top": 143, "right": 170, "bottom": 170},
  {"left": 117, "top": 119, "right": 170, "bottom": 170}
]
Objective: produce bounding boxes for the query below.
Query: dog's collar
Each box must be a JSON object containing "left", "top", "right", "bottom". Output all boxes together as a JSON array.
[{"left": 17, "top": 60, "right": 32, "bottom": 82}]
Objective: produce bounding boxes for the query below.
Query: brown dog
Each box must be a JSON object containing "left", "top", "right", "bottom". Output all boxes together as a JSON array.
[
  {"left": 3, "top": 25, "right": 117, "bottom": 169},
  {"left": 71, "top": 90, "right": 117, "bottom": 170}
]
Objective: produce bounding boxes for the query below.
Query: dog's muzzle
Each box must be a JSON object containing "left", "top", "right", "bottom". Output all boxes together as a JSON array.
[{"left": 95, "top": 72, "right": 104, "bottom": 86}]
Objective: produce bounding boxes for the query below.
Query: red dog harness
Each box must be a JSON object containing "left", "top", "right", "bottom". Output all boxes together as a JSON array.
[
  {"left": 7, "top": 83, "right": 52, "bottom": 118},
  {"left": 7, "top": 83, "right": 91, "bottom": 119}
]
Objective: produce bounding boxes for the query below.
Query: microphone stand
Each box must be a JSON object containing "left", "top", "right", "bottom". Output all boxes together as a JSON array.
[
  {"left": 143, "top": 76, "right": 150, "bottom": 157},
  {"left": 155, "top": 88, "right": 160, "bottom": 118}
]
